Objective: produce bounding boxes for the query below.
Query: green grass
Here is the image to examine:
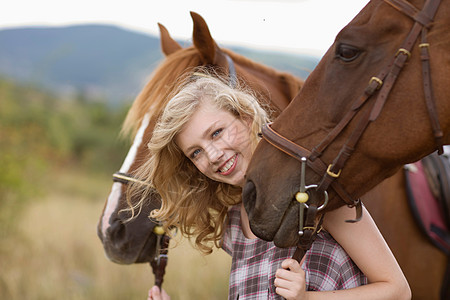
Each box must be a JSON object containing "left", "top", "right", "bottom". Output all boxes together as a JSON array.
[{"left": 0, "top": 168, "right": 231, "bottom": 299}]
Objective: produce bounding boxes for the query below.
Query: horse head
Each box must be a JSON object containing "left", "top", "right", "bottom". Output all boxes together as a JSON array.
[
  {"left": 97, "top": 11, "right": 304, "bottom": 264},
  {"left": 243, "top": 0, "right": 450, "bottom": 248}
]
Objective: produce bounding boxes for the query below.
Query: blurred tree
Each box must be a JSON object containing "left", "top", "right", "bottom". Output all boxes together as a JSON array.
[{"left": 0, "top": 77, "right": 131, "bottom": 232}]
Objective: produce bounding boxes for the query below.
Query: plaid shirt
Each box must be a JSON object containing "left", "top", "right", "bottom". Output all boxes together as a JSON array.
[{"left": 222, "top": 205, "right": 367, "bottom": 299}]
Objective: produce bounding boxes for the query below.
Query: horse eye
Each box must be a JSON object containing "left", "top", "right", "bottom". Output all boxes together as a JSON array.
[{"left": 336, "top": 44, "right": 361, "bottom": 62}]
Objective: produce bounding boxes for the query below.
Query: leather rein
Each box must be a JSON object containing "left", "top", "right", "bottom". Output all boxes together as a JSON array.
[
  {"left": 111, "top": 52, "right": 238, "bottom": 289},
  {"left": 262, "top": 0, "right": 444, "bottom": 261}
]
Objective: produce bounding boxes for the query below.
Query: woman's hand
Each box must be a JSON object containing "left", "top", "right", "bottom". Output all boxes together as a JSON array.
[
  {"left": 274, "top": 258, "right": 307, "bottom": 300},
  {"left": 147, "top": 286, "right": 171, "bottom": 300}
]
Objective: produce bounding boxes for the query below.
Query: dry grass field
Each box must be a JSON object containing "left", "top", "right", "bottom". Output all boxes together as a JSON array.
[{"left": 0, "top": 168, "right": 231, "bottom": 299}]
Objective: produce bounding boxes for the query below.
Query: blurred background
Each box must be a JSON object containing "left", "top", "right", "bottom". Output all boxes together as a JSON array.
[
  {"left": 0, "top": 1, "right": 369, "bottom": 299},
  {"left": 0, "top": 19, "right": 318, "bottom": 300}
]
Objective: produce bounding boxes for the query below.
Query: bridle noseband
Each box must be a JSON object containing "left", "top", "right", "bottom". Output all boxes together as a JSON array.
[
  {"left": 262, "top": 0, "right": 443, "bottom": 259},
  {"left": 112, "top": 172, "right": 149, "bottom": 186}
]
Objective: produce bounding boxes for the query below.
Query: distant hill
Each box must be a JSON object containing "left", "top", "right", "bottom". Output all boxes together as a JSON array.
[{"left": 0, "top": 24, "right": 319, "bottom": 104}]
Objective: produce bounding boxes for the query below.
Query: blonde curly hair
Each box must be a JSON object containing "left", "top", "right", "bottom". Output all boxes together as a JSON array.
[{"left": 129, "top": 72, "right": 270, "bottom": 254}]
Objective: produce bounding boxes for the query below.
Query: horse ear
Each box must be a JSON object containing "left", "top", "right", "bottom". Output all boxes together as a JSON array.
[
  {"left": 158, "top": 23, "right": 182, "bottom": 56},
  {"left": 190, "top": 11, "right": 219, "bottom": 64}
]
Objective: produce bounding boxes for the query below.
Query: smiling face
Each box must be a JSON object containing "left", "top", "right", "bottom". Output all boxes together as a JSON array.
[{"left": 176, "top": 100, "right": 253, "bottom": 187}]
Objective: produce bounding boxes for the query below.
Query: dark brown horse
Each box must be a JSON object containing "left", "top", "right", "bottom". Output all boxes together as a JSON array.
[
  {"left": 243, "top": 0, "right": 449, "bottom": 299},
  {"left": 96, "top": 12, "right": 304, "bottom": 265},
  {"left": 362, "top": 166, "right": 449, "bottom": 300}
]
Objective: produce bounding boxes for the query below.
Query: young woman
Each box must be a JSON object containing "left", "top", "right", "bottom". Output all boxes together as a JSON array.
[{"left": 130, "top": 73, "right": 411, "bottom": 300}]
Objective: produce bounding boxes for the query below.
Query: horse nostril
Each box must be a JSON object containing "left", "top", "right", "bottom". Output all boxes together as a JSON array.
[{"left": 242, "top": 180, "right": 256, "bottom": 211}]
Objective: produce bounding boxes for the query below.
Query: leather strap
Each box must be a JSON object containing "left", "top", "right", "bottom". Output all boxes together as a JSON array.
[
  {"left": 262, "top": 123, "right": 357, "bottom": 208},
  {"left": 224, "top": 53, "right": 238, "bottom": 88},
  {"left": 419, "top": 28, "right": 444, "bottom": 154},
  {"left": 385, "top": 0, "right": 433, "bottom": 26},
  {"left": 150, "top": 234, "right": 170, "bottom": 288},
  {"left": 292, "top": 206, "right": 322, "bottom": 263},
  {"left": 292, "top": 247, "right": 306, "bottom": 263},
  {"left": 113, "top": 171, "right": 150, "bottom": 186}
]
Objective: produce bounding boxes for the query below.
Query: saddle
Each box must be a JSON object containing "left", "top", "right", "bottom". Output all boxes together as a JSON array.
[
  {"left": 422, "top": 151, "right": 450, "bottom": 229},
  {"left": 404, "top": 148, "right": 450, "bottom": 255}
]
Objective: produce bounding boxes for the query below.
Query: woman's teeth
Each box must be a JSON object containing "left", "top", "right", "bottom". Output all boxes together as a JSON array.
[{"left": 220, "top": 155, "right": 236, "bottom": 173}]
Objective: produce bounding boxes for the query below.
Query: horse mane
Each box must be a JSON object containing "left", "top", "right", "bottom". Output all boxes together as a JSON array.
[
  {"left": 122, "top": 46, "right": 303, "bottom": 138},
  {"left": 121, "top": 47, "right": 200, "bottom": 138},
  {"left": 221, "top": 48, "right": 303, "bottom": 102}
]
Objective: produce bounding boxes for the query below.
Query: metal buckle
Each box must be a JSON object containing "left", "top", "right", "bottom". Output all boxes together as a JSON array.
[
  {"left": 326, "top": 164, "right": 342, "bottom": 178},
  {"left": 396, "top": 48, "right": 411, "bottom": 60},
  {"left": 369, "top": 77, "right": 383, "bottom": 90}
]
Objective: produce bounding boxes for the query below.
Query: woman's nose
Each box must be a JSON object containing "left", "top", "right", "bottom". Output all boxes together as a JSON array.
[{"left": 205, "top": 143, "right": 224, "bottom": 164}]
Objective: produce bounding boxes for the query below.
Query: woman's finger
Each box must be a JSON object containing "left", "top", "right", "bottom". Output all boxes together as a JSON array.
[
  {"left": 275, "top": 259, "right": 307, "bottom": 300},
  {"left": 148, "top": 286, "right": 164, "bottom": 300},
  {"left": 281, "top": 258, "right": 303, "bottom": 273}
]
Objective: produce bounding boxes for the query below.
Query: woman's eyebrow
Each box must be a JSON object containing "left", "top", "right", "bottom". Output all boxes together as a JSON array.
[
  {"left": 202, "top": 121, "right": 220, "bottom": 139},
  {"left": 183, "top": 121, "right": 221, "bottom": 154}
]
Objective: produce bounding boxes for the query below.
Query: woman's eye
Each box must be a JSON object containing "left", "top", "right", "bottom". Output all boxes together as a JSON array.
[
  {"left": 336, "top": 44, "right": 361, "bottom": 62},
  {"left": 212, "top": 128, "right": 223, "bottom": 138},
  {"left": 191, "top": 149, "right": 202, "bottom": 159}
]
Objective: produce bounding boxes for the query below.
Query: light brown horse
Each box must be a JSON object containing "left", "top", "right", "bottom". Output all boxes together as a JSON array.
[
  {"left": 243, "top": 0, "right": 449, "bottom": 299},
  {"left": 97, "top": 8, "right": 448, "bottom": 299},
  {"left": 96, "top": 11, "right": 304, "bottom": 265}
]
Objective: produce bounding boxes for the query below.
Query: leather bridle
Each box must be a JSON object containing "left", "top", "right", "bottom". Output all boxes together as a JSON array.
[{"left": 262, "top": 0, "right": 444, "bottom": 260}]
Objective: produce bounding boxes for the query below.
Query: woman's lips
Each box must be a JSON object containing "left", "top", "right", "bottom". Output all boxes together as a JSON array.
[{"left": 218, "top": 154, "right": 238, "bottom": 175}]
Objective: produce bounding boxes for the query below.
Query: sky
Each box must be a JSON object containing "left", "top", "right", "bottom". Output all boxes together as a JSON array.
[{"left": 0, "top": 0, "right": 370, "bottom": 57}]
